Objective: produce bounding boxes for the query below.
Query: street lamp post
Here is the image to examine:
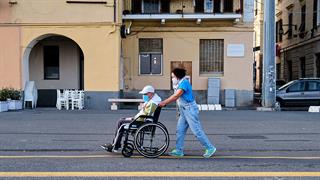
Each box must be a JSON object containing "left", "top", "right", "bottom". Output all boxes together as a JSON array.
[{"left": 262, "top": 0, "right": 276, "bottom": 109}]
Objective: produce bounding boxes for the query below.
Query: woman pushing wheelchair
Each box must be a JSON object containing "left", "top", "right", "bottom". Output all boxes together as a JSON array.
[
  {"left": 159, "top": 68, "right": 216, "bottom": 158},
  {"left": 101, "top": 85, "right": 161, "bottom": 153}
]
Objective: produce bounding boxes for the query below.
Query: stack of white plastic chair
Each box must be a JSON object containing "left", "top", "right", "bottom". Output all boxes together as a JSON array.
[
  {"left": 23, "top": 81, "right": 38, "bottom": 108},
  {"left": 72, "top": 90, "right": 84, "bottom": 110},
  {"left": 66, "top": 89, "right": 74, "bottom": 110},
  {"left": 56, "top": 89, "right": 69, "bottom": 110}
]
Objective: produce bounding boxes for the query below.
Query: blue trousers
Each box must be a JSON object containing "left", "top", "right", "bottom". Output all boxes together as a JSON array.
[{"left": 175, "top": 99, "right": 215, "bottom": 152}]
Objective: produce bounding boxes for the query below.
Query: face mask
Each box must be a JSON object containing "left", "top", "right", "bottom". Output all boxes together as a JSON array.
[
  {"left": 172, "top": 78, "right": 179, "bottom": 86},
  {"left": 142, "top": 95, "right": 149, "bottom": 102}
]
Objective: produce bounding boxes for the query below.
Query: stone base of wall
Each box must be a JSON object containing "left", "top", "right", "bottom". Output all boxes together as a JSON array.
[
  {"left": 23, "top": 90, "right": 120, "bottom": 110},
  {"left": 235, "top": 90, "right": 254, "bottom": 106},
  {"left": 31, "top": 90, "right": 253, "bottom": 110},
  {"left": 85, "top": 91, "right": 119, "bottom": 110},
  {"left": 122, "top": 89, "right": 253, "bottom": 107}
]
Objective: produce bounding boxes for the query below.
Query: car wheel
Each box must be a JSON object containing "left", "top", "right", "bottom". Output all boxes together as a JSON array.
[{"left": 275, "top": 101, "right": 281, "bottom": 111}]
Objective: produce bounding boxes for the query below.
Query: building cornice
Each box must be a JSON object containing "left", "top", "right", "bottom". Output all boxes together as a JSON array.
[
  {"left": 123, "top": 13, "right": 242, "bottom": 21},
  {"left": 280, "top": 35, "right": 320, "bottom": 52},
  {"left": 129, "top": 26, "right": 254, "bottom": 33}
]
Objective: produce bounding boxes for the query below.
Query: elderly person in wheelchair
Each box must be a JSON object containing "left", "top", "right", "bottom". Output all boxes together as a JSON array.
[{"left": 101, "top": 85, "right": 162, "bottom": 154}]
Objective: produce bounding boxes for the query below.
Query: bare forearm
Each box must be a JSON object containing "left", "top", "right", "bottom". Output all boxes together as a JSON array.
[
  {"left": 159, "top": 89, "right": 183, "bottom": 107},
  {"left": 163, "top": 94, "right": 179, "bottom": 105}
]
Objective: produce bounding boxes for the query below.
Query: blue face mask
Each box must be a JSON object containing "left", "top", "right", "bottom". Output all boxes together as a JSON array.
[{"left": 142, "top": 95, "right": 149, "bottom": 102}]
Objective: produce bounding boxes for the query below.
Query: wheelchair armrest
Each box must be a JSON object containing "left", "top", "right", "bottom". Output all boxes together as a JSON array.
[
  {"left": 128, "top": 118, "right": 145, "bottom": 128},
  {"left": 127, "top": 115, "right": 154, "bottom": 129},
  {"left": 137, "top": 115, "right": 154, "bottom": 119}
]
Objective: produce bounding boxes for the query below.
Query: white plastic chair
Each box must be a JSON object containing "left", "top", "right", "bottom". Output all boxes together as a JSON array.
[
  {"left": 66, "top": 89, "right": 75, "bottom": 110},
  {"left": 72, "top": 90, "right": 84, "bottom": 110},
  {"left": 56, "top": 89, "right": 69, "bottom": 110},
  {"left": 23, "top": 81, "right": 38, "bottom": 108},
  {"left": 67, "top": 90, "right": 75, "bottom": 110}
]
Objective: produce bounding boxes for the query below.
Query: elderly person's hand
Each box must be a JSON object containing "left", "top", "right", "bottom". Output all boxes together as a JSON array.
[{"left": 159, "top": 101, "right": 166, "bottom": 107}]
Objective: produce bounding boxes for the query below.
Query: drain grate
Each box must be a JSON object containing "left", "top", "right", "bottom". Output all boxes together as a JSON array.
[{"left": 228, "top": 135, "right": 267, "bottom": 139}]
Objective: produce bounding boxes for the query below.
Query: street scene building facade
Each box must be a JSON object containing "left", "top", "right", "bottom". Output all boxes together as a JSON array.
[
  {"left": 276, "top": 0, "right": 320, "bottom": 81},
  {"left": 0, "top": 0, "right": 122, "bottom": 108},
  {"left": 253, "top": 0, "right": 263, "bottom": 92},
  {"left": 0, "top": 0, "right": 254, "bottom": 109}
]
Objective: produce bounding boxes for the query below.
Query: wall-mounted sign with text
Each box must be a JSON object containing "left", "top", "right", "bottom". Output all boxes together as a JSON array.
[{"left": 227, "top": 44, "right": 245, "bottom": 58}]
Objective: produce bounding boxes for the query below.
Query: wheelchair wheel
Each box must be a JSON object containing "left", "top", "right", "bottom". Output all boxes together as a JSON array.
[
  {"left": 156, "top": 122, "right": 169, "bottom": 134},
  {"left": 134, "top": 123, "right": 169, "bottom": 158},
  {"left": 122, "top": 142, "right": 134, "bottom": 158}
]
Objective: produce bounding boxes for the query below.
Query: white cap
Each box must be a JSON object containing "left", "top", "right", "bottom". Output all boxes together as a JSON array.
[{"left": 139, "top": 85, "right": 155, "bottom": 94}]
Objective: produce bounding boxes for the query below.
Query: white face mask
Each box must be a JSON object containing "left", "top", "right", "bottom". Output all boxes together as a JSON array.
[{"left": 172, "top": 78, "right": 179, "bottom": 86}]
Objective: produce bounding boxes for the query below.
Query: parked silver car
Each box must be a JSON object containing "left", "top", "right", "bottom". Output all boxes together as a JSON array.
[{"left": 276, "top": 78, "right": 320, "bottom": 107}]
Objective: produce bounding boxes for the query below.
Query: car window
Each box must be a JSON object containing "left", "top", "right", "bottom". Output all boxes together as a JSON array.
[
  {"left": 306, "top": 81, "right": 320, "bottom": 91},
  {"left": 278, "top": 81, "right": 295, "bottom": 90},
  {"left": 287, "top": 82, "right": 305, "bottom": 92}
]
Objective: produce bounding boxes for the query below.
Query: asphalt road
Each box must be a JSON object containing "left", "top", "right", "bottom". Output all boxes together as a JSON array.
[{"left": 0, "top": 108, "right": 319, "bottom": 179}]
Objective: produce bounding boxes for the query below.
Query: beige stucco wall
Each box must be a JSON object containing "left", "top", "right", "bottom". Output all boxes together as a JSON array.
[
  {"left": 8, "top": 0, "right": 115, "bottom": 23},
  {"left": 123, "top": 30, "right": 253, "bottom": 91},
  {"left": 0, "top": 0, "right": 12, "bottom": 23},
  {"left": 21, "top": 25, "right": 121, "bottom": 91},
  {"left": 0, "top": 27, "right": 21, "bottom": 89},
  {"left": 29, "top": 39, "right": 80, "bottom": 89}
]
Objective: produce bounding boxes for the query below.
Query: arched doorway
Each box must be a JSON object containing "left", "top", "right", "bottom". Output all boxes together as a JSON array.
[{"left": 22, "top": 34, "right": 84, "bottom": 107}]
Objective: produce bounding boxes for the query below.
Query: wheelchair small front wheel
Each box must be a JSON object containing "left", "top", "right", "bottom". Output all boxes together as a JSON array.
[
  {"left": 134, "top": 123, "right": 169, "bottom": 158},
  {"left": 122, "top": 142, "right": 134, "bottom": 158}
]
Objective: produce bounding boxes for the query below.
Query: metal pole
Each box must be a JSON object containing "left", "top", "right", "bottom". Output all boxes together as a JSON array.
[{"left": 262, "top": 0, "right": 276, "bottom": 108}]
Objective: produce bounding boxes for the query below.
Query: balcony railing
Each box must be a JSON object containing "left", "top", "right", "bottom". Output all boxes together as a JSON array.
[{"left": 123, "top": 0, "right": 243, "bottom": 20}]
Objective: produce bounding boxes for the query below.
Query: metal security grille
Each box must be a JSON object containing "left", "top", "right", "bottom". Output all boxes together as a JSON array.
[
  {"left": 200, "top": 39, "right": 224, "bottom": 74},
  {"left": 139, "top": 38, "right": 163, "bottom": 53}
]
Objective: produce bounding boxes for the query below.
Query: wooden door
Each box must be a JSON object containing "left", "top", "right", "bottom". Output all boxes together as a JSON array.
[{"left": 170, "top": 61, "right": 192, "bottom": 89}]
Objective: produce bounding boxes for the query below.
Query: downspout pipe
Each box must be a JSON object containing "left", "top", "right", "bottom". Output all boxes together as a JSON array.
[{"left": 114, "top": 0, "right": 116, "bottom": 23}]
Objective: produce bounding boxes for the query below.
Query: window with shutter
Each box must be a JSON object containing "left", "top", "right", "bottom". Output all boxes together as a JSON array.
[
  {"left": 139, "top": 38, "right": 163, "bottom": 75},
  {"left": 200, "top": 39, "right": 224, "bottom": 74}
]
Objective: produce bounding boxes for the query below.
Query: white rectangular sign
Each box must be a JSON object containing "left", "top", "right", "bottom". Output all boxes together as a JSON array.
[{"left": 227, "top": 44, "right": 245, "bottom": 57}]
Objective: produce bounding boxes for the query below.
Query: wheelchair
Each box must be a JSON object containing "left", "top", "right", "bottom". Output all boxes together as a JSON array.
[{"left": 118, "top": 106, "right": 170, "bottom": 158}]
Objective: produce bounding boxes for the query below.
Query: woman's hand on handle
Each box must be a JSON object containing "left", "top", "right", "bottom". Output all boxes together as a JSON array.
[
  {"left": 159, "top": 101, "right": 166, "bottom": 107},
  {"left": 159, "top": 89, "right": 184, "bottom": 107}
]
